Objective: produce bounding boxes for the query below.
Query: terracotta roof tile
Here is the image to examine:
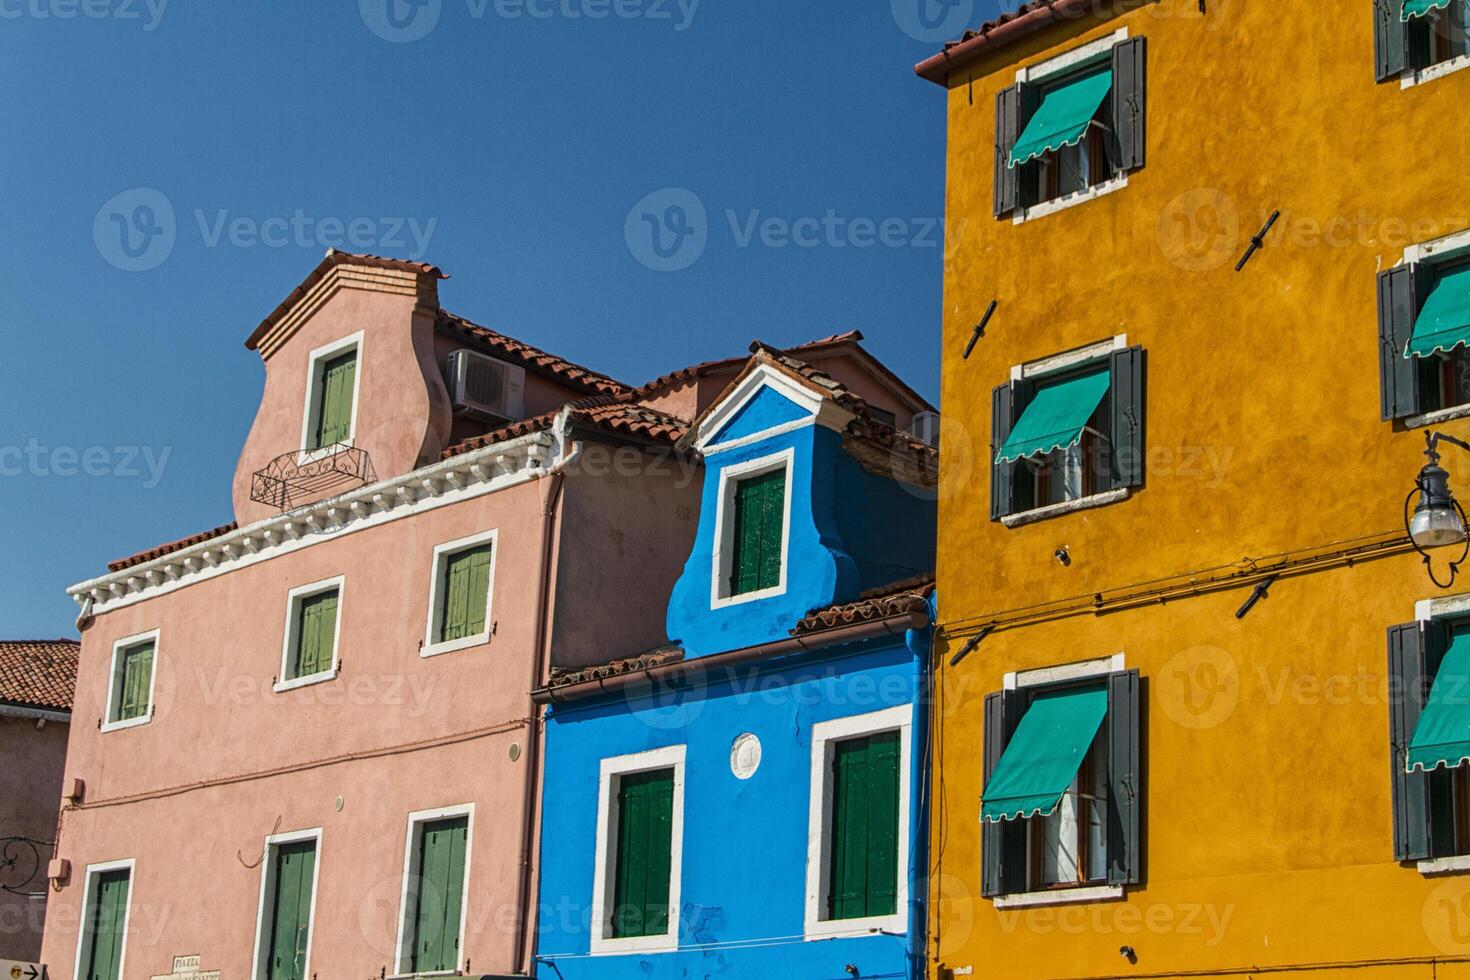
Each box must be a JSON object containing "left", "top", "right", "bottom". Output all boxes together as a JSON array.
[
  {"left": 915, "top": 0, "right": 1114, "bottom": 84},
  {"left": 108, "top": 522, "right": 238, "bottom": 573},
  {"left": 247, "top": 251, "right": 448, "bottom": 350},
  {"left": 794, "top": 576, "right": 935, "bottom": 635},
  {"left": 0, "top": 640, "right": 80, "bottom": 712},
  {"left": 629, "top": 332, "right": 866, "bottom": 400},
  {"left": 440, "top": 400, "right": 689, "bottom": 460},
  {"left": 439, "top": 312, "right": 630, "bottom": 397},
  {"left": 547, "top": 644, "right": 685, "bottom": 689}
]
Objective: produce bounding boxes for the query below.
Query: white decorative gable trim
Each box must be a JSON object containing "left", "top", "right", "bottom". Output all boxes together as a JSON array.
[{"left": 694, "top": 363, "right": 854, "bottom": 454}]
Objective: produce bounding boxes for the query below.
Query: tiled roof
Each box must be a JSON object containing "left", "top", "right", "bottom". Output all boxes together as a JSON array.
[
  {"left": 439, "top": 312, "right": 630, "bottom": 397},
  {"left": 630, "top": 332, "right": 866, "bottom": 400},
  {"left": 547, "top": 644, "right": 686, "bottom": 690},
  {"left": 914, "top": 0, "right": 1104, "bottom": 84},
  {"left": 108, "top": 522, "right": 239, "bottom": 573},
  {"left": 794, "top": 576, "right": 935, "bottom": 635},
  {"left": 441, "top": 400, "right": 689, "bottom": 460},
  {"left": 0, "top": 640, "right": 80, "bottom": 712}
]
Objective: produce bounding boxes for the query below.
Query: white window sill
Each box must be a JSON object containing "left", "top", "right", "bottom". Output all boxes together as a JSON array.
[
  {"left": 296, "top": 440, "right": 356, "bottom": 466},
  {"left": 1405, "top": 401, "right": 1470, "bottom": 430},
  {"left": 421, "top": 633, "right": 491, "bottom": 659},
  {"left": 387, "top": 972, "right": 459, "bottom": 979},
  {"left": 1000, "top": 487, "right": 1132, "bottom": 528},
  {"left": 101, "top": 712, "right": 153, "bottom": 733},
  {"left": 993, "top": 884, "right": 1124, "bottom": 909},
  {"left": 804, "top": 912, "right": 905, "bottom": 941},
  {"left": 273, "top": 668, "right": 339, "bottom": 693},
  {"left": 589, "top": 933, "right": 679, "bottom": 957},
  {"left": 1419, "top": 855, "right": 1470, "bottom": 876},
  {"left": 1013, "top": 175, "right": 1129, "bottom": 225},
  {"left": 711, "top": 582, "right": 789, "bottom": 610},
  {"left": 1402, "top": 53, "right": 1470, "bottom": 89}
]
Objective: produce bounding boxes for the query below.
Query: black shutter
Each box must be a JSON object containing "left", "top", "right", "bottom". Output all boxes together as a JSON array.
[
  {"left": 994, "top": 85, "right": 1022, "bottom": 218},
  {"left": 981, "top": 689, "right": 1026, "bottom": 898},
  {"left": 1389, "top": 620, "right": 1450, "bottom": 862},
  {"left": 1110, "top": 37, "right": 1147, "bottom": 173},
  {"left": 1378, "top": 265, "right": 1423, "bottom": 421},
  {"left": 1375, "top": 0, "right": 1409, "bottom": 81},
  {"left": 991, "top": 383, "right": 1018, "bottom": 521},
  {"left": 1107, "top": 669, "right": 1143, "bottom": 886},
  {"left": 1109, "top": 347, "right": 1147, "bottom": 491}
]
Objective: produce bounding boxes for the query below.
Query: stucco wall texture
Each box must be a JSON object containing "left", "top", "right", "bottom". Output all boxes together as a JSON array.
[
  {"left": 929, "top": 0, "right": 1470, "bottom": 977},
  {"left": 0, "top": 715, "right": 68, "bottom": 962}
]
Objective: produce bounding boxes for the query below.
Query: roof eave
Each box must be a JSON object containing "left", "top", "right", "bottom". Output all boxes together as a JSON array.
[{"left": 913, "top": 0, "right": 1108, "bottom": 86}]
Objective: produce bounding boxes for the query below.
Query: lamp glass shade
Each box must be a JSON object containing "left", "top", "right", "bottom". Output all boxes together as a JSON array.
[{"left": 1411, "top": 503, "right": 1468, "bottom": 548}]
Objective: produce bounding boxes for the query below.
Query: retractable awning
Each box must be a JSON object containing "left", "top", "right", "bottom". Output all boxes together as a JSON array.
[
  {"left": 1405, "top": 264, "right": 1470, "bottom": 359},
  {"left": 1403, "top": 0, "right": 1454, "bottom": 21},
  {"left": 1009, "top": 68, "right": 1114, "bottom": 169},
  {"left": 995, "top": 369, "right": 1110, "bottom": 464},
  {"left": 981, "top": 685, "right": 1108, "bottom": 823},
  {"left": 1408, "top": 628, "right": 1470, "bottom": 772}
]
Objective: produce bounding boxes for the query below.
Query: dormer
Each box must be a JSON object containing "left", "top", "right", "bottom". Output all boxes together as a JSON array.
[{"left": 665, "top": 346, "right": 937, "bottom": 658}]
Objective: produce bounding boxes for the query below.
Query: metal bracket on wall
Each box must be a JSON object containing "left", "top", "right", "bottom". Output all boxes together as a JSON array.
[
  {"left": 948, "top": 626, "right": 994, "bottom": 667},
  {"left": 964, "top": 300, "right": 999, "bottom": 359},
  {"left": 1235, "top": 211, "right": 1281, "bottom": 272},
  {"left": 1235, "top": 574, "right": 1280, "bottom": 619}
]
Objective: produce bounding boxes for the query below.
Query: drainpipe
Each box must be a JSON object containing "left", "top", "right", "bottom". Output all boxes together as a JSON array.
[
  {"left": 513, "top": 410, "right": 583, "bottom": 977},
  {"left": 906, "top": 593, "right": 937, "bottom": 980}
]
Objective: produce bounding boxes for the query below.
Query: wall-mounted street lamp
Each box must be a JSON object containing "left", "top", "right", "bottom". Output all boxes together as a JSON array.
[{"left": 1407, "top": 431, "right": 1470, "bottom": 587}]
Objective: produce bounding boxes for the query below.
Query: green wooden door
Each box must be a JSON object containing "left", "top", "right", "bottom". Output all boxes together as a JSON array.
[
  {"left": 438, "top": 545, "right": 492, "bottom": 643},
  {"left": 410, "top": 816, "right": 469, "bottom": 973},
  {"left": 292, "top": 590, "right": 338, "bottom": 678},
  {"left": 611, "top": 768, "right": 675, "bottom": 939},
  {"left": 312, "top": 351, "right": 357, "bottom": 449},
  {"left": 729, "top": 469, "right": 786, "bottom": 596},
  {"left": 82, "top": 869, "right": 130, "bottom": 980},
  {"left": 266, "top": 841, "right": 317, "bottom": 980},
  {"left": 115, "top": 642, "right": 153, "bottom": 721},
  {"left": 828, "top": 731, "right": 901, "bottom": 920}
]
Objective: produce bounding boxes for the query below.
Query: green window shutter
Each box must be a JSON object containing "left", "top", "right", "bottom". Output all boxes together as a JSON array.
[
  {"left": 611, "top": 768, "right": 675, "bottom": 939},
  {"left": 994, "top": 84, "right": 1022, "bottom": 218},
  {"left": 312, "top": 351, "right": 357, "bottom": 449},
  {"left": 828, "top": 732, "right": 901, "bottom": 920},
  {"left": 1106, "top": 669, "right": 1143, "bottom": 885},
  {"left": 729, "top": 469, "right": 786, "bottom": 596},
  {"left": 292, "top": 591, "right": 338, "bottom": 678},
  {"left": 83, "top": 869, "right": 130, "bottom": 980},
  {"left": 267, "top": 841, "right": 316, "bottom": 980},
  {"left": 411, "top": 816, "right": 469, "bottom": 973},
  {"left": 1379, "top": 265, "right": 1426, "bottom": 421},
  {"left": 116, "top": 642, "right": 154, "bottom": 721},
  {"left": 1377, "top": 0, "right": 1409, "bottom": 80},
  {"left": 439, "top": 545, "right": 492, "bottom": 643},
  {"left": 1108, "top": 347, "right": 1146, "bottom": 491}
]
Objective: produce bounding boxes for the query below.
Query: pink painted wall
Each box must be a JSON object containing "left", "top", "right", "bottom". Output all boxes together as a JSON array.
[{"left": 0, "top": 715, "right": 67, "bottom": 963}]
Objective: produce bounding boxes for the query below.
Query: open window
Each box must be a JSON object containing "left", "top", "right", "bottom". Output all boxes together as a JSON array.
[
  {"left": 1377, "top": 0, "right": 1470, "bottom": 83},
  {"left": 1380, "top": 253, "right": 1470, "bottom": 422}
]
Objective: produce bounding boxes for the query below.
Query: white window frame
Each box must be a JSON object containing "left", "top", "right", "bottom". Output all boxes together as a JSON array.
[
  {"left": 71, "top": 858, "right": 135, "bottom": 980},
  {"left": 422, "top": 529, "right": 499, "bottom": 658},
  {"left": 1397, "top": 230, "right": 1470, "bottom": 429},
  {"left": 298, "top": 330, "right": 364, "bottom": 461},
  {"left": 101, "top": 628, "right": 159, "bottom": 733},
  {"left": 991, "top": 654, "right": 1126, "bottom": 908},
  {"left": 1401, "top": 0, "right": 1470, "bottom": 88},
  {"left": 709, "top": 448, "right": 795, "bottom": 610},
  {"left": 804, "top": 705, "right": 912, "bottom": 940},
  {"left": 275, "top": 575, "right": 345, "bottom": 692},
  {"left": 250, "top": 827, "right": 324, "bottom": 980},
  {"left": 589, "top": 745, "right": 686, "bottom": 956},
  {"left": 392, "top": 803, "right": 476, "bottom": 977}
]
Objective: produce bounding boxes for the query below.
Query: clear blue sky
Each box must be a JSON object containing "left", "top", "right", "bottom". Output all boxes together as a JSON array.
[{"left": 0, "top": 0, "right": 1006, "bottom": 638}]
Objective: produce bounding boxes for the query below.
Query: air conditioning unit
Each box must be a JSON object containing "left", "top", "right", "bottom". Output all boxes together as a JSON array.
[
  {"left": 446, "top": 349, "right": 526, "bottom": 422},
  {"left": 909, "top": 411, "right": 940, "bottom": 448}
]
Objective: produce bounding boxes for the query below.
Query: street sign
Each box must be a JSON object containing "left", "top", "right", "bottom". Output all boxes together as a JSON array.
[{"left": 0, "top": 960, "right": 44, "bottom": 980}]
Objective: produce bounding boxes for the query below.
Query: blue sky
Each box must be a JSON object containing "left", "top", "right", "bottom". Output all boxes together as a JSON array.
[{"left": 0, "top": 0, "right": 1005, "bottom": 638}]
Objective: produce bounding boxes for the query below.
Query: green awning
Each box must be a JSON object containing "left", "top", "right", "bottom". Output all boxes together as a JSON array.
[
  {"left": 1405, "top": 264, "right": 1470, "bottom": 359},
  {"left": 996, "top": 369, "right": 1110, "bottom": 464},
  {"left": 1009, "top": 68, "right": 1113, "bottom": 169},
  {"left": 981, "top": 685, "right": 1108, "bottom": 823},
  {"left": 1404, "top": 0, "right": 1454, "bottom": 20},
  {"left": 1409, "top": 627, "right": 1470, "bottom": 772}
]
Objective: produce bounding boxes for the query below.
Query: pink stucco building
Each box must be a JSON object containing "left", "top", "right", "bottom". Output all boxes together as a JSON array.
[{"left": 42, "top": 252, "right": 932, "bottom": 980}]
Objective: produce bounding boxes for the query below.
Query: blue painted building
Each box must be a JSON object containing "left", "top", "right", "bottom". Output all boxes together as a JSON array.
[{"left": 533, "top": 345, "right": 937, "bottom": 980}]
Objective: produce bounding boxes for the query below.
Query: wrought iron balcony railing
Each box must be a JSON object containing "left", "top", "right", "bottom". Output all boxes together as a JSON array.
[{"left": 249, "top": 443, "right": 377, "bottom": 514}]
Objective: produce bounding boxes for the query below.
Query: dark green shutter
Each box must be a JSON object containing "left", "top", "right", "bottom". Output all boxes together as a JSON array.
[
  {"left": 267, "top": 841, "right": 316, "bottom": 980},
  {"left": 981, "top": 690, "right": 1026, "bottom": 897},
  {"left": 1389, "top": 620, "right": 1452, "bottom": 862},
  {"left": 730, "top": 470, "right": 786, "bottom": 596},
  {"left": 1379, "top": 265, "right": 1426, "bottom": 421},
  {"left": 612, "top": 769, "right": 675, "bottom": 939},
  {"left": 1109, "top": 347, "right": 1147, "bottom": 491},
  {"left": 1376, "top": 0, "right": 1409, "bottom": 80},
  {"left": 313, "top": 351, "right": 357, "bottom": 449},
  {"left": 411, "top": 816, "right": 468, "bottom": 973},
  {"left": 828, "top": 731, "right": 901, "bottom": 920},
  {"left": 1110, "top": 37, "right": 1147, "bottom": 172},
  {"left": 1106, "top": 669, "right": 1143, "bottom": 886},
  {"left": 117, "top": 642, "right": 153, "bottom": 721},
  {"left": 994, "top": 85, "right": 1022, "bottom": 218},
  {"left": 292, "top": 590, "right": 338, "bottom": 678},
  {"left": 82, "top": 869, "right": 130, "bottom": 980},
  {"left": 990, "top": 384, "right": 1018, "bottom": 521},
  {"left": 439, "top": 545, "right": 492, "bottom": 642}
]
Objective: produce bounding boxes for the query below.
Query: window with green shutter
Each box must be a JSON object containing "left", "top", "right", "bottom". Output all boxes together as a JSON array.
[
  {"left": 289, "top": 589, "right": 339, "bottom": 680},
  {"left": 310, "top": 350, "right": 357, "bottom": 450},
  {"left": 81, "top": 868, "right": 130, "bottom": 980},
  {"left": 437, "top": 545, "right": 492, "bottom": 644},
  {"left": 611, "top": 768, "right": 675, "bottom": 939},
  {"left": 827, "top": 731, "right": 901, "bottom": 921},
  {"left": 112, "top": 641, "right": 155, "bottom": 723},
  {"left": 265, "top": 840, "right": 317, "bottom": 980},
  {"left": 728, "top": 468, "right": 786, "bottom": 597},
  {"left": 409, "top": 816, "right": 469, "bottom": 973}
]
